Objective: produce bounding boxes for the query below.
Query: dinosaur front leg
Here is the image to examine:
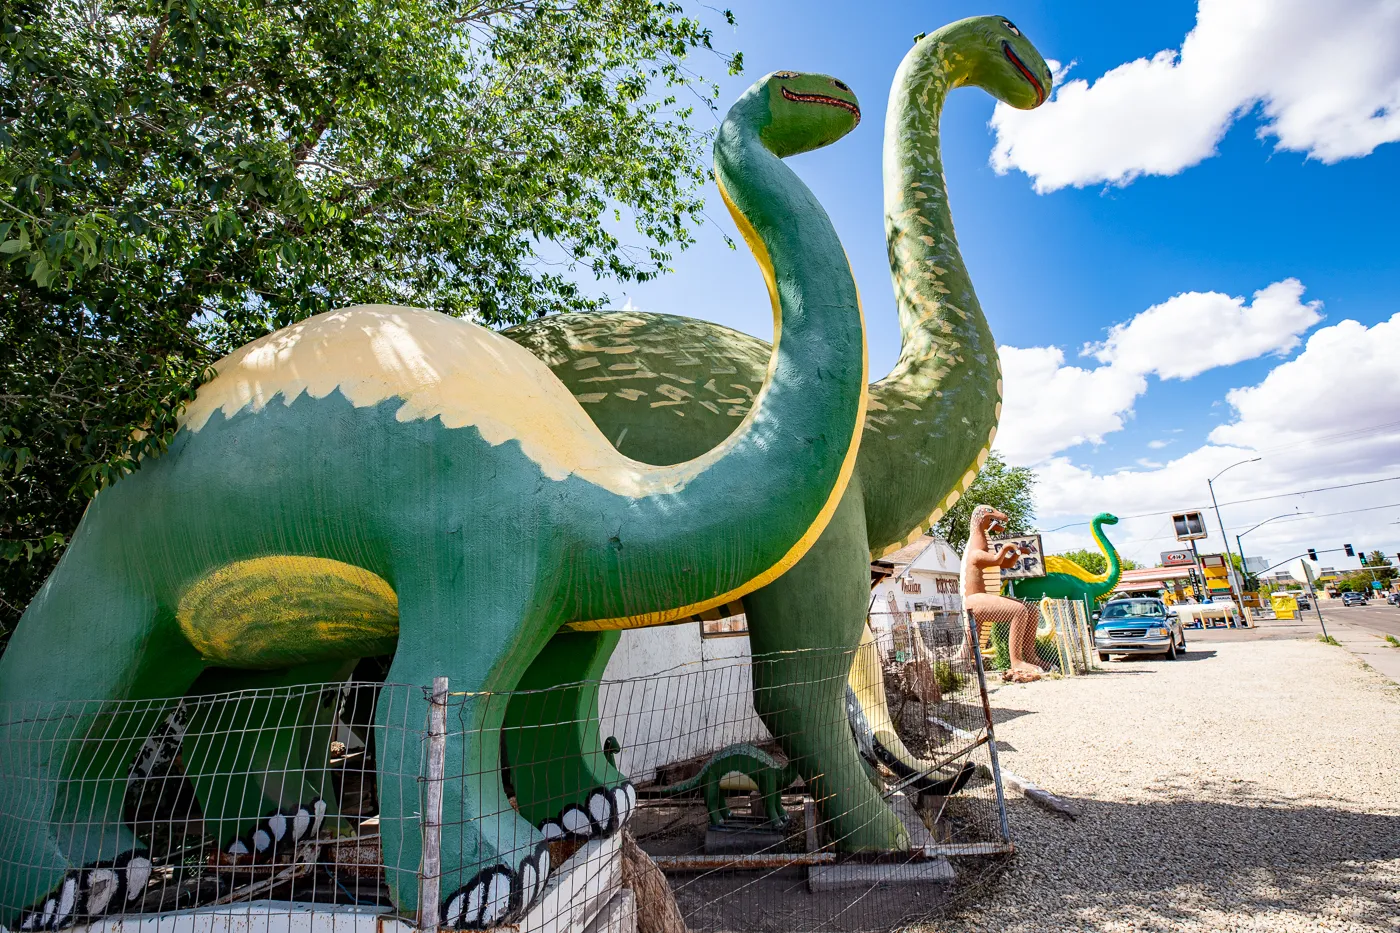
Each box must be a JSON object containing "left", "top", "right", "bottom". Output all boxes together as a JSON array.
[
  {"left": 501, "top": 631, "right": 633, "bottom": 843},
  {"left": 742, "top": 483, "right": 909, "bottom": 852},
  {"left": 374, "top": 563, "right": 557, "bottom": 930}
]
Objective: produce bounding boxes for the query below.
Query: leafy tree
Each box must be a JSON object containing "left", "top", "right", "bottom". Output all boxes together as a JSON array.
[
  {"left": 0, "top": 0, "right": 740, "bottom": 642},
  {"left": 936, "top": 452, "right": 1036, "bottom": 553},
  {"left": 1053, "top": 548, "right": 1140, "bottom": 576}
]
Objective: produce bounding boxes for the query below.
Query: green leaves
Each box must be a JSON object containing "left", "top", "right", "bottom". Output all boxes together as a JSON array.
[
  {"left": 935, "top": 452, "right": 1037, "bottom": 553},
  {"left": 0, "top": 0, "right": 738, "bottom": 638}
]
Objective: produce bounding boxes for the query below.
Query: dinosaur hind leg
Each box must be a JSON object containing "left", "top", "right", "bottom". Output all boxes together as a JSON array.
[
  {"left": 0, "top": 557, "right": 204, "bottom": 929},
  {"left": 179, "top": 661, "right": 356, "bottom": 859}
]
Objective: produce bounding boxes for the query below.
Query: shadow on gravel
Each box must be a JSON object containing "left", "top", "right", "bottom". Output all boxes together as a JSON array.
[
  {"left": 967, "top": 781, "right": 1400, "bottom": 931},
  {"left": 1171, "top": 649, "right": 1218, "bottom": 662}
]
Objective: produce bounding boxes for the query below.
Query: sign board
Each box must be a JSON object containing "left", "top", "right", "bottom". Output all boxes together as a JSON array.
[
  {"left": 1171, "top": 511, "right": 1208, "bottom": 541},
  {"left": 1200, "top": 553, "right": 1226, "bottom": 568},
  {"left": 1373, "top": 580, "right": 1384, "bottom": 590},
  {"left": 990, "top": 533, "right": 1046, "bottom": 579},
  {"left": 1161, "top": 549, "right": 1195, "bottom": 567}
]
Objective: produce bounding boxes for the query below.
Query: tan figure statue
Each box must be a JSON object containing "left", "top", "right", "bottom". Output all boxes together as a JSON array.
[{"left": 961, "top": 505, "right": 1044, "bottom": 683}]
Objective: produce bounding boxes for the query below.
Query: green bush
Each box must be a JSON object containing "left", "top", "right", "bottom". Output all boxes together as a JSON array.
[
  {"left": 933, "top": 661, "right": 965, "bottom": 694},
  {"left": 990, "top": 622, "right": 1011, "bottom": 671}
]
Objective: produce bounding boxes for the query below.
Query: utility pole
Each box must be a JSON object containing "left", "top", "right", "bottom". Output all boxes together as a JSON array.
[{"left": 1207, "top": 457, "right": 1259, "bottom": 610}]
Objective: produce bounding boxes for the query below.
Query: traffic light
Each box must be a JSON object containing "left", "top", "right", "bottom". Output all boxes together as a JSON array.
[
  {"left": 1360, "top": 553, "right": 1368, "bottom": 566},
  {"left": 1344, "top": 543, "right": 1355, "bottom": 557},
  {"left": 1307, "top": 548, "right": 1318, "bottom": 561}
]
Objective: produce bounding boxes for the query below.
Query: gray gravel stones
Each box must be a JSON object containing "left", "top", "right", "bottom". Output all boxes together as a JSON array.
[{"left": 939, "top": 638, "right": 1400, "bottom": 932}]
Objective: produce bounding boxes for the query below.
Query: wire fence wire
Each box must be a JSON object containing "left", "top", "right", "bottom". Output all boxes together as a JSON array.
[
  {"left": 0, "top": 622, "right": 1014, "bottom": 933},
  {"left": 958, "top": 599, "right": 1101, "bottom": 679}
]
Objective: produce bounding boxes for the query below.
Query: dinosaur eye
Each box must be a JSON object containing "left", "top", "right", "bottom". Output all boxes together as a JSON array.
[
  {"left": 1002, "top": 19, "right": 1021, "bottom": 37},
  {"left": 773, "top": 70, "right": 800, "bottom": 79},
  {"left": 831, "top": 79, "right": 850, "bottom": 92}
]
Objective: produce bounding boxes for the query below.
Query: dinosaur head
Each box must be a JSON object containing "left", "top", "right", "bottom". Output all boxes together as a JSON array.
[
  {"left": 757, "top": 70, "right": 862, "bottom": 157},
  {"left": 1095, "top": 512, "right": 1120, "bottom": 527},
  {"left": 927, "top": 15, "right": 1052, "bottom": 110},
  {"left": 971, "top": 504, "right": 1010, "bottom": 536}
]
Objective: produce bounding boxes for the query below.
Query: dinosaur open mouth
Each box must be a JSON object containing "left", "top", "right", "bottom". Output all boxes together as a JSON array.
[
  {"left": 781, "top": 86, "right": 861, "bottom": 124},
  {"left": 1002, "top": 42, "right": 1046, "bottom": 106}
]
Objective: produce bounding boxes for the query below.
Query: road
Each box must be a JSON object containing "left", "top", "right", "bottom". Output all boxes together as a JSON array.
[{"left": 1319, "top": 599, "right": 1400, "bottom": 640}]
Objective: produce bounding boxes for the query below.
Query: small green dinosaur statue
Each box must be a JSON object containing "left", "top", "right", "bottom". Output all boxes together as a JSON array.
[
  {"left": 1009, "top": 513, "right": 1123, "bottom": 619},
  {"left": 655, "top": 743, "right": 799, "bottom": 829}
]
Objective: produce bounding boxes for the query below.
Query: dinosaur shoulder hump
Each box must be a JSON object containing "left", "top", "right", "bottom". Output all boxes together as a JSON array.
[{"left": 178, "top": 305, "right": 660, "bottom": 490}]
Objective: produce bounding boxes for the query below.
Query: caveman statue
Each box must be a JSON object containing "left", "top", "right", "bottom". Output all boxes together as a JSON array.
[{"left": 960, "top": 505, "right": 1044, "bottom": 683}]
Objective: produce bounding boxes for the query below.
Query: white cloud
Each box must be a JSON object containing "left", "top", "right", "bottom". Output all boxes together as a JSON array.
[
  {"left": 1147, "top": 439, "right": 1172, "bottom": 449},
  {"left": 997, "top": 345, "right": 1146, "bottom": 465},
  {"left": 1031, "top": 314, "right": 1400, "bottom": 568},
  {"left": 997, "top": 279, "right": 1319, "bottom": 464},
  {"left": 1089, "top": 279, "right": 1321, "bottom": 379},
  {"left": 990, "top": 0, "right": 1400, "bottom": 192}
]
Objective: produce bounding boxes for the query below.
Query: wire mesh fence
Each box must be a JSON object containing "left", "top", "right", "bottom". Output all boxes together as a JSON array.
[
  {"left": 959, "top": 599, "right": 1101, "bottom": 680},
  {"left": 0, "top": 622, "right": 1013, "bottom": 933}
]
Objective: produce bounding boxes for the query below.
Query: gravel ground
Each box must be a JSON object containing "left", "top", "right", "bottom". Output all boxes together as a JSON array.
[{"left": 937, "top": 638, "right": 1400, "bottom": 932}]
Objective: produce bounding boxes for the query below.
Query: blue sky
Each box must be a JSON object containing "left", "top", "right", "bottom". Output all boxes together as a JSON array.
[{"left": 585, "top": 1, "right": 1400, "bottom": 571}]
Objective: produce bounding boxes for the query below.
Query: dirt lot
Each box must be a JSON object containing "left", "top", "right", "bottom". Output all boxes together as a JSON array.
[{"left": 936, "top": 633, "right": 1400, "bottom": 932}]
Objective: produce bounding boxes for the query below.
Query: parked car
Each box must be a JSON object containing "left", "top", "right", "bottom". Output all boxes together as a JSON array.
[
  {"left": 1387, "top": 592, "right": 1400, "bottom": 607},
  {"left": 1095, "top": 598, "right": 1187, "bottom": 661},
  {"left": 1341, "top": 591, "right": 1368, "bottom": 607},
  {"left": 1296, "top": 596, "right": 1311, "bottom": 610}
]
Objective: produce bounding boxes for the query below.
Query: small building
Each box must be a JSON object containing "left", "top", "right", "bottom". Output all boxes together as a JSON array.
[
  {"left": 1111, "top": 565, "right": 1197, "bottom": 602},
  {"left": 869, "top": 534, "right": 963, "bottom": 626}
]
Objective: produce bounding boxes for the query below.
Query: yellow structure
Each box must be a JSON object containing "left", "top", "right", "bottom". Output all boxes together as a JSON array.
[{"left": 1270, "top": 592, "right": 1298, "bottom": 619}]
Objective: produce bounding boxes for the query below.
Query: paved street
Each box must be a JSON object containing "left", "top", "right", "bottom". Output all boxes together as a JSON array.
[
  {"left": 1320, "top": 601, "right": 1400, "bottom": 641},
  {"left": 940, "top": 624, "right": 1400, "bottom": 933}
]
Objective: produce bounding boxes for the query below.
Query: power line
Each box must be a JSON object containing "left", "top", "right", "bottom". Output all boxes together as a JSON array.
[{"left": 1040, "top": 475, "right": 1400, "bottom": 531}]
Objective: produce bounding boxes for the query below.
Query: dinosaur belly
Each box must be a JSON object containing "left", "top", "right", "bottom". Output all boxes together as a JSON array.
[{"left": 177, "top": 556, "right": 399, "bottom": 668}]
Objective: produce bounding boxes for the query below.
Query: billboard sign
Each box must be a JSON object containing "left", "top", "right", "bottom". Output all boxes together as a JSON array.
[
  {"left": 1171, "top": 511, "right": 1208, "bottom": 541},
  {"left": 990, "top": 533, "right": 1047, "bottom": 579},
  {"left": 1160, "top": 549, "right": 1196, "bottom": 567}
]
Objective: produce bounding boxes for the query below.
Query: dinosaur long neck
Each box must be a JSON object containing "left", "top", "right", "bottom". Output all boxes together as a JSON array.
[
  {"left": 569, "top": 90, "right": 868, "bottom": 630},
  {"left": 861, "top": 32, "right": 1002, "bottom": 556},
  {"left": 1091, "top": 518, "right": 1122, "bottom": 593}
]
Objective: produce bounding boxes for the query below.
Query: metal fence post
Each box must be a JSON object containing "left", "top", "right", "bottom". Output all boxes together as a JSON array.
[
  {"left": 966, "top": 610, "right": 1013, "bottom": 846},
  {"left": 419, "top": 676, "right": 449, "bottom": 930}
]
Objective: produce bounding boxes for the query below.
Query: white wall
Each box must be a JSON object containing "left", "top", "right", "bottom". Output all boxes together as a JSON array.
[{"left": 598, "top": 623, "right": 770, "bottom": 784}]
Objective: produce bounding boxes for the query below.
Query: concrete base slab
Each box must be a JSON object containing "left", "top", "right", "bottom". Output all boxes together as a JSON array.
[
  {"left": 704, "top": 816, "right": 787, "bottom": 855},
  {"left": 806, "top": 859, "right": 955, "bottom": 893}
]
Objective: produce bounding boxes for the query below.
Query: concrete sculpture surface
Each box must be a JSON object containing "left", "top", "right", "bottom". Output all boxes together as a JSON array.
[
  {"left": 0, "top": 70, "right": 869, "bottom": 931},
  {"left": 961, "top": 505, "right": 1044, "bottom": 682},
  {"left": 1010, "top": 513, "right": 1123, "bottom": 618},
  {"left": 502, "top": 14, "right": 1052, "bottom": 847}
]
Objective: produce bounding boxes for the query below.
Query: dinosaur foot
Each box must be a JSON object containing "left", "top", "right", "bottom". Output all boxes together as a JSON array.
[
  {"left": 442, "top": 841, "right": 551, "bottom": 930},
  {"left": 537, "top": 781, "right": 636, "bottom": 843},
  {"left": 223, "top": 798, "right": 327, "bottom": 862},
  {"left": 16, "top": 851, "right": 155, "bottom": 931}
]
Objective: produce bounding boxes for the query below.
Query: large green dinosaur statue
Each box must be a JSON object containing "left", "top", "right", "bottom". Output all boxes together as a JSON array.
[
  {"left": 500, "top": 14, "right": 1052, "bottom": 849},
  {"left": 0, "top": 71, "right": 868, "bottom": 931},
  {"left": 1010, "top": 513, "right": 1123, "bottom": 618}
]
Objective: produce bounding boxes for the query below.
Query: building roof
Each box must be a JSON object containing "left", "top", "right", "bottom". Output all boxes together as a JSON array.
[
  {"left": 1111, "top": 566, "right": 1195, "bottom": 593},
  {"left": 871, "top": 534, "right": 961, "bottom": 576}
]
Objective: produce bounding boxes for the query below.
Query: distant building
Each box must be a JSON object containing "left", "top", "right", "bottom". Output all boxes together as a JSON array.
[{"left": 1243, "top": 556, "right": 1270, "bottom": 575}]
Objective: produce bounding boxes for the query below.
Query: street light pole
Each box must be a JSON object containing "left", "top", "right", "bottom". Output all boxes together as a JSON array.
[
  {"left": 1208, "top": 457, "right": 1261, "bottom": 607},
  {"left": 1235, "top": 510, "right": 1314, "bottom": 586}
]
